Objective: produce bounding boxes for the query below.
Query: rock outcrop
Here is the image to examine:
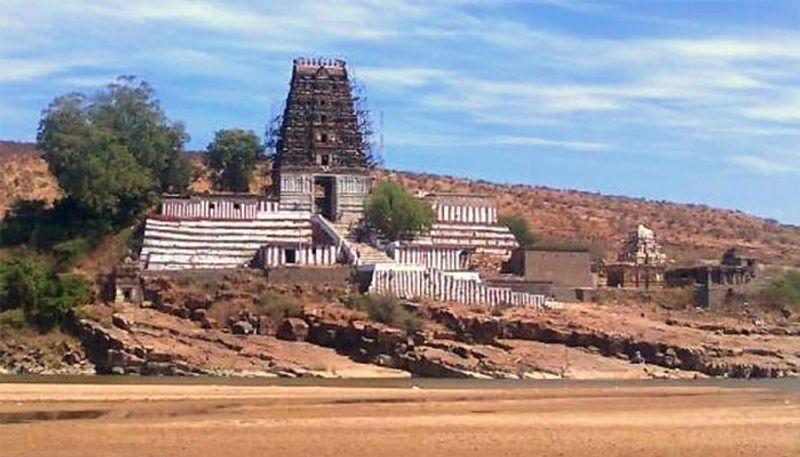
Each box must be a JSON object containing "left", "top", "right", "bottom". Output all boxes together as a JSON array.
[
  {"left": 73, "top": 305, "right": 407, "bottom": 378},
  {"left": 32, "top": 271, "right": 796, "bottom": 380},
  {"left": 0, "top": 332, "right": 94, "bottom": 375},
  {"left": 424, "top": 303, "right": 800, "bottom": 378}
]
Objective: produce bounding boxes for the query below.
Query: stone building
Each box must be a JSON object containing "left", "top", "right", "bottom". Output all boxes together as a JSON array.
[
  {"left": 504, "top": 247, "right": 595, "bottom": 288},
  {"left": 664, "top": 248, "right": 757, "bottom": 308},
  {"left": 664, "top": 249, "right": 756, "bottom": 288},
  {"left": 113, "top": 257, "right": 143, "bottom": 304},
  {"left": 605, "top": 224, "right": 667, "bottom": 288},
  {"left": 619, "top": 224, "right": 667, "bottom": 266},
  {"left": 272, "top": 58, "right": 371, "bottom": 223},
  {"left": 485, "top": 247, "right": 596, "bottom": 302}
]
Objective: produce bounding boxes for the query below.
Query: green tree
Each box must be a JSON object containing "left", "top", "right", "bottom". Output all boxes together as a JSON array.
[
  {"left": 499, "top": 214, "right": 538, "bottom": 248},
  {"left": 205, "top": 129, "right": 263, "bottom": 192},
  {"left": 0, "top": 256, "right": 90, "bottom": 330},
  {"left": 37, "top": 76, "right": 190, "bottom": 223},
  {"left": 365, "top": 183, "right": 434, "bottom": 241}
]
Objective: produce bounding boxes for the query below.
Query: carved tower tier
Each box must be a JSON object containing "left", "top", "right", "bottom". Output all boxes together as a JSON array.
[{"left": 273, "top": 58, "right": 371, "bottom": 223}]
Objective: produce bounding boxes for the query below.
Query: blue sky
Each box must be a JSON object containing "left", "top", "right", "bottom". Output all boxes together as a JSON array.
[{"left": 1, "top": 0, "right": 799, "bottom": 223}]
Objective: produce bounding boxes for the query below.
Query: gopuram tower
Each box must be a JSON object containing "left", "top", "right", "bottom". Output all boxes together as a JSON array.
[{"left": 273, "top": 58, "right": 371, "bottom": 223}]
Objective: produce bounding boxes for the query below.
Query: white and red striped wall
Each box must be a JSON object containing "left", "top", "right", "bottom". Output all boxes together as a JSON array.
[
  {"left": 389, "top": 245, "right": 470, "bottom": 271},
  {"left": 161, "top": 197, "right": 281, "bottom": 220},
  {"left": 258, "top": 244, "right": 339, "bottom": 267},
  {"left": 432, "top": 204, "right": 498, "bottom": 224},
  {"left": 368, "top": 267, "right": 550, "bottom": 310}
]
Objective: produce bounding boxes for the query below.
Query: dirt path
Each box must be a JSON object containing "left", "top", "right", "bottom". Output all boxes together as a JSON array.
[{"left": 1, "top": 382, "right": 798, "bottom": 457}]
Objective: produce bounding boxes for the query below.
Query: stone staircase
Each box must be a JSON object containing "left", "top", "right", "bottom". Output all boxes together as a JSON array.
[{"left": 331, "top": 221, "right": 396, "bottom": 266}]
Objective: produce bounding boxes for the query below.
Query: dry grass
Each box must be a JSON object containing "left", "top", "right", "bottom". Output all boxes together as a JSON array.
[{"left": 377, "top": 170, "right": 800, "bottom": 266}]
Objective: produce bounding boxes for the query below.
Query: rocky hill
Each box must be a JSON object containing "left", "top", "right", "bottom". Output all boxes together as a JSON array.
[
  {"left": 379, "top": 171, "right": 800, "bottom": 266},
  {"left": 2, "top": 140, "right": 799, "bottom": 266}
]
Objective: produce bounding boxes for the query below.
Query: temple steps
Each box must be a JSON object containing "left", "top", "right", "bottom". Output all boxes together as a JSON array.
[
  {"left": 330, "top": 221, "right": 396, "bottom": 266},
  {"left": 141, "top": 216, "right": 313, "bottom": 270},
  {"left": 349, "top": 241, "right": 397, "bottom": 265}
]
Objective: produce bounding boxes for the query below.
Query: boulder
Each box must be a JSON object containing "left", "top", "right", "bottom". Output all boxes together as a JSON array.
[
  {"left": 111, "top": 313, "right": 132, "bottom": 331},
  {"left": 61, "top": 351, "right": 82, "bottom": 365},
  {"left": 231, "top": 320, "right": 255, "bottom": 335},
  {"left": 276, "top": 318, "right": 309, "bottom": 342},
  {"left": 190, "top": 308, "right": 207, "bottom": 321}
]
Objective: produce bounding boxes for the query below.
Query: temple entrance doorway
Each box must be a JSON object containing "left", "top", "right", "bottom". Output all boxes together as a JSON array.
[{"left": 314, "top": 176, "right": 336, "bottom": 221}]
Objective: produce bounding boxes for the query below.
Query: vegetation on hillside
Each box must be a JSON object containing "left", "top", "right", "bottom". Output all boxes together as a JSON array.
[
  {"left": 1, "top": 76, "right": 188, "bottom": 333},
  {"left": 499, "top": 214, "right": 538, "bottom": 248},
  {"left": 0, "top": 256, "right": 90, "bottom": 330},
  {"left": 344, "top": 294, "right": 424, "bottom": 334},
  {"left": 205, "top": 129, "right": 264, "bottom": 192},
  {"left": 257, "top": 291, "right": 303, "bottom": 320},
  {"left": 378, "top": 170, "right": 800, "bottom": 266},
  {"left": 762, "top": 271, "right": 800, "bottom": 312},
  {"left": 365, "top": 182, "right": 434, "bottom": 241},
  {"left": 1, "top": 199, "right": 113, "bottom": 267},
  {"left": 3, "top": 76, "right": 193, "bottom": 271}
]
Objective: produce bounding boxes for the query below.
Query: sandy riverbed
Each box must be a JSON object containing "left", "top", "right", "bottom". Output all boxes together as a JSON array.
[{"left": 1, "top": 381, "right": 798, "bottom": 457}]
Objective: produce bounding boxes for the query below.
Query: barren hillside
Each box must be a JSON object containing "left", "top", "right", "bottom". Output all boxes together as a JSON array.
[
  {"left": 2, "top": 141, "right": 798, "bottom": 266},
  {"left": 378, "top": 171, "right": 800, "bottom": 266},
  {"left": 0, "top": 141, "right": 59, "bottom": 216}
]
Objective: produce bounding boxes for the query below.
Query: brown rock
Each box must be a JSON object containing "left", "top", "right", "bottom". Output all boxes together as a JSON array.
[
  {"left": 111, "top": 313, "right": 131, "bottom": 331},
  {"left": 276, "top": 318, "right": 309, "bottom": 342},
  {"left": 191, "top": 308, "right": 207, "bottom": 321}
]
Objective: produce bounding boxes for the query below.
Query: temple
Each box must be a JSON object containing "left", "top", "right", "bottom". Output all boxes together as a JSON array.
[
  {"left": 605, "top": 224, "right": 667, "bottom": 288},
  {"left": 273, "top": 58, "right": 370, "bottom": 223},
  {"left": 136, "top": 58, "right": 549, "bottom": 310}
]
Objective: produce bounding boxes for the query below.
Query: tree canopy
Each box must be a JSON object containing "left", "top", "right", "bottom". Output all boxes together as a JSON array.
[
  {"left": 365, "top": 183, "right": 434, "bottom": 241},
  {"left": 37, "top": 76, "right": 192, "bottom": 224},
  {"left": 499, "top": 214, "right": 538, "bottom": 248},
  {"left": 205, "top": 129, "right": 263, "bottom": 192}
]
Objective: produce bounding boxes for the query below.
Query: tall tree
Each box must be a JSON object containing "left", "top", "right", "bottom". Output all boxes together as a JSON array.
[
  {"left": 37, "top": 76, "right": 191, "bottom": 223},
  {"left": 205, "top": 129, "right": 263, "bottom": 192},
  {"left": 365, "top": 183, "right": 434, "bottom": 241}
]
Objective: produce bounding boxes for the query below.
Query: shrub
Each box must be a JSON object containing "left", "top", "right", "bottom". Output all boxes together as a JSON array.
[
  {"left": 762, "top": 271, "right": 800, "bottom": 312},
  {"left": 0, "top": 308, "right": 26, "bottom": 329},
  {"left": 344, "top": 294, "right": 424, "bottom": 334},
  {"left": 52, "top": 237, "right": 92, "bottom": 267},
  {"left": 256, "top": 291, "right": 303, "bottom": 320},
  {"left": 499, "top": 214, "right": 537, "bottom": 248},
  {"left": 0, "top": 256, "right": 91, "bottom": 330},
  {"left": 1, "top": 198, "right": 113, "bottom": 267},
  {"left": 365, "top": 183, "right": 434, "bottom": 241}
]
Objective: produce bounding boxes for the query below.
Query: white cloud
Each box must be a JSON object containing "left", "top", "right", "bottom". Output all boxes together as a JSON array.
[
  {"left": 355, "top": 67, "right": 451, "bottom": 87},
  {"left": 656, "top": 36, "right": 800, "bottom": 60},
  {"left": 0, "top": 56, "right": 99, "bottom": 82},
  {"left": 728, "top": 155, "right": 799, "bottom": 175},
  {"left": 1, "top": 0, "right": 799, "bottom": 173},
  {"left": 741, "top": 94, "right": 800, "bottom": 123},
  {"left": 387, "top": 131, "right": 610, "bottom": 152},
  {"left": 494, "top": 135, "right": 610, "bottom": 151}
]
